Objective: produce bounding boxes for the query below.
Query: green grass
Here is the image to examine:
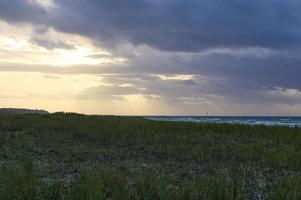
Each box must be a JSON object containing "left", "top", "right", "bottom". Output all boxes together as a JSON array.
[{"left": 0, "top": 113, "right": 300, "bottom": 199}]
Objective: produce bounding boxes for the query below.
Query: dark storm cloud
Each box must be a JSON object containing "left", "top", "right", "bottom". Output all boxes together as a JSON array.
[
  {"left": 1, "top": 0, "right": 301, "bottom": 51},
  {"left": 0, "top": 0, "right": 46, "bottom": 23},
  {"left": 51, "top": 0, "right": 301, "bottom": 51}
]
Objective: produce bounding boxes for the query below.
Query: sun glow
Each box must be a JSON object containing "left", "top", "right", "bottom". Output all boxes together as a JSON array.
[{"left": 0, "top": 21, "right": 126, "bottom": 66}]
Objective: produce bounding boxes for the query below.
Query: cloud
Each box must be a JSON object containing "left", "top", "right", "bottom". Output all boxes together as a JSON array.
[
  {"left": 1, "top": 0, "right": 301, "bottom": 52},
  {"left": 0, "top": 0, "right": 46, "bottom": 23},
  {"left": 29, "top": 0, "right": 56, "bottom": 11},
  {"left": 198, "top": 47, "right": 281, "bottom": 59},
  {"left": 78, "top": 72, "right": 301, "bottom": 110},
  {"left": 52, "top": 0, "right": 301, "bottom": 51},
  {"left": 79, "top": 73, "right": 207, "bottom": 100},
  {"left": 267, "top": 87, "right": 301, "bottom": 104},
  {"left": 1, "top": 45, "right": 301, "bottom": 92},
  {"left": 29, "top": 25, "right": 75, "bottom": 50},
  {"left": 30, "top": 37, "right": 75, "bottom": 50},
  {"left": 0, "top": 0, "right": 301, "bottom": 115}
]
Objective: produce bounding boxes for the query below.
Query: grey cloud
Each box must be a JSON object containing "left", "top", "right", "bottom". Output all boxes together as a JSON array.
[
  {"left": 80, "top": 73, "right": 204, "bottom": 100},
  {"left": 80, "top": 72, "right": 301, "bottom": 107},
  {"left": 30, "top": 37, "right": 75, "bottom": 50},
  {"left": 51, "top": 0, "right": 301, "bottom": 51},
  {"left": 29, "top": 25, "right": 75, "bottom": 50},
  {"left": 43, "top": 75, "right": 61, "bottom": 79},
  {"left": 180, "top": 79, "right": 197, "bottom": 86},
  {"left": 0, "top": 0, "right": 46, "bottom": 23},
  {"left": 1, "top": 0, "right": 301, "bottom": 51},
  {"left": 88, "top": 53, "right": 113, "bottom": 59},
  {"left": 1, "top": 59, "right": 300, "bottom": 107},
  {"left": 1, "top": 48, "right": 300, "bottom": 91}
]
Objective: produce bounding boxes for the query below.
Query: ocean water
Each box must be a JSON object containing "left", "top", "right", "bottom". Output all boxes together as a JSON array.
[{"left": 145, "top": 116, "right": 301, "bottom": 127}]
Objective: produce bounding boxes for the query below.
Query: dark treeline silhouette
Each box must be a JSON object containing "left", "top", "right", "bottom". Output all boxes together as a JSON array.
[{"left": 0, "top": 108, "right": 49, "bottom": 115}]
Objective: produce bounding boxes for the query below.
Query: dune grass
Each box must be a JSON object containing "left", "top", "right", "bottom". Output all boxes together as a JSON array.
[{"left": 0, "top": 113, "right": 300, "bottom": 199}]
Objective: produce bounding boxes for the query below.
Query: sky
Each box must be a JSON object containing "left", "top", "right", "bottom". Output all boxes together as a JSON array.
[{"left": 0, "top": 0, "right": 301, "bottom": 115}]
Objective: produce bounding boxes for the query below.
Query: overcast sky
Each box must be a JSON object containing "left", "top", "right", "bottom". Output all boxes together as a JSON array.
[{"left": 0, "top": 0, "right": 300, "bottom": 115}]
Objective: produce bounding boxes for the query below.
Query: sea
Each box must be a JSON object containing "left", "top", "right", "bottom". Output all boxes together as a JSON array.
[{"left": 145, "top": 116, "right": 301, "bottom": 127}]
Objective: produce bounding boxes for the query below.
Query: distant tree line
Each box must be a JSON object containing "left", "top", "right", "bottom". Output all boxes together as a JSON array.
[{"left": 0, "top": 108, "right": 49, "bottom": 115}]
